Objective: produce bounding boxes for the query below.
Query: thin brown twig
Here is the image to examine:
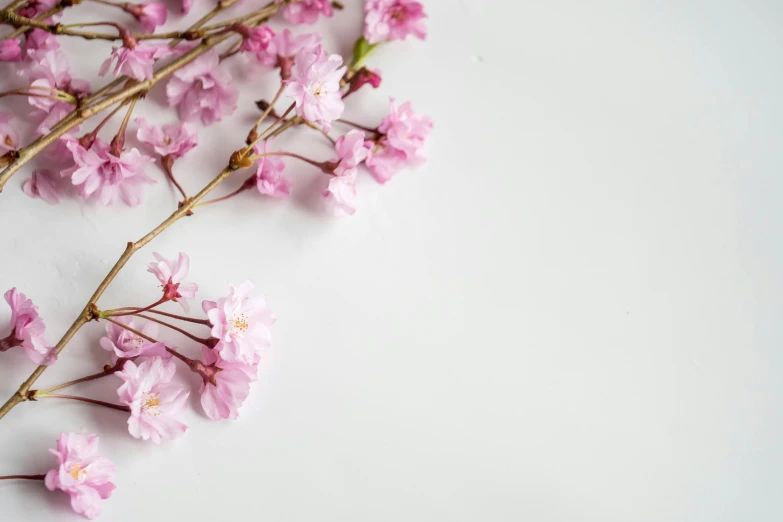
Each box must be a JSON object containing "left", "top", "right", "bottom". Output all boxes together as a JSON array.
[
  {"left": 36, "top": 394, "right": 131, "bottom": 413},
  {"left": 0, "top": 474, "right": 46, "bottom": 481}
]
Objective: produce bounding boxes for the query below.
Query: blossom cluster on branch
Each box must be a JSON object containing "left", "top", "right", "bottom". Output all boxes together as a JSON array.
[{"left": 0, "top": 0, "right": 432, "bottom": 518}]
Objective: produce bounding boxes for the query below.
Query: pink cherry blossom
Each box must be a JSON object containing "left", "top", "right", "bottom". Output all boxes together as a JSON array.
[
  {"left": 166, "top": 50, "right": 238, "bottom": 125},
  {"left": 181, "top": 0, "right": 192, "bottom": 14},
  {"left": 270, "top": 29, "right": 320, "bottom": 59},
  {"left": 332, "top": 129, "right": 371, "bottom": 175},
  {"left": 364, "top": 0, "right": 427, "bottom": 44},
  {"left": 253, "top": 137, "right": 290, "bottom": 198},
  {"left": 135, "top": 118, "right": 198, "bottom": 160},
  {"left": 147, "top": 252, "right": 198, "bottom": 311},
  {"left": 323, "top": 170, "right": 358, "bottom": 217},
  {"left": 257, "top": 29, "right": 320, "bottom": 79},
  {"left": 365, "top": 98, "right": 432, "bottom": 183},
  {"left": 1, "top": 288, "right": 56, "bottom": 365},
  {"left": 44, "top": 432, "right": 116, "bottom": 520},
  {"left": 202, "top": 280, "right": 274, "bottom": 365},
  {"left": 22, "top": 28, "right": 60, "bottom": 57},
  {"left": 129, "top": 2, "right": 168, "bottom": 33},
  {"left": 99, "top": 43, "right": 172, "bottom": 81},
  {"left": 25, "top": 49, "right": 90, "bottom": 135},
  {"left": 0, "top": 112, "right": 19, "bottom": 153},
  {"left": 64, "top": 138, "right": 155, "bottom": 206},
  {"left": 284, "top": 44, "right": 346, "bottom": 132},
  {"left": 22, "top": 169, "right": 63, "bottom": 204},
  {"left": 116, "top": 357, "right": 189, "bottom": 443},
  {"left": 276, "top": 0, "right": 333, "bottom": 24},
  {"left": 0, "top": 38, "right": 21, "bottom": 61},
  {"left": 196, "top": 345, "right": 257, "bottom": 421},
  {"left": 239, "top": 25, "right": 275, "bottom": 64},
  {"left": 99, "top": 316, "right": 168, "bottom": 363}
]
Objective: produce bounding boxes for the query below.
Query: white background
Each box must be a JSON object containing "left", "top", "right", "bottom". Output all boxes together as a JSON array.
[{"left": 1, "top": 1, "right": 782, "bottom": 520}]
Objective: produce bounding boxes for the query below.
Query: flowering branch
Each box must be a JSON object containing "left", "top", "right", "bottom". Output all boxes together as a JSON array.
[
  {"left": 0, "top": 162, "right": 235, "bottom": 419},
  {"left": 0, "top": 0, "right": 435, "bottom": 517},
  {"left": 0, "top": 1, "right": 286, "bottom": 191}
]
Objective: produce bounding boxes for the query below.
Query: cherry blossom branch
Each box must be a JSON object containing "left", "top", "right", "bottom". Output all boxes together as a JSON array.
[
  {"left": 0, "top": 10, "right": 215, "bottom": 42},
  {"left": 0, "top": 162, "right": 237, "bottom": 419},
  {"left": 0, "top": 1, "right": 286, "bottom": 191},
  {"left": 32, "top": 359, "right": 126, "bottom": 395},
  {"left": 245, "top": 102, "right": 295, "bottom": 152},
  {"left": 0, "top": 474, "right": 46, "bottom": 481},
  {"left": 34, "top": 394, "right": 131, "bottom": 413},
  {"left": 105, "top": 307, "right": 210, "bottom": 325},
  {"left": 105, "top": 314, "right": 211, "bottom": 345},
  {"left": 0, "top": 5, "right": 66, "bottom": 42}
]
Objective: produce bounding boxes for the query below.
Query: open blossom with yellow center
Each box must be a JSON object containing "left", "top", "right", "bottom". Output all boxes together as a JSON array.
[
  {"left": 69, "top": 463, "right": 86, "bottom": 481},
  {"left": 203, "top": 280, "right": 276, "bottom": 365},
  {"left": 116, "top": 357, "right": 189, "bottom": 444},
  {"left": 141, "top": 392, "right": 162, "bottom": 416},
  {"left": 44, "top": 432, "right": 116, "bottom": 519}
]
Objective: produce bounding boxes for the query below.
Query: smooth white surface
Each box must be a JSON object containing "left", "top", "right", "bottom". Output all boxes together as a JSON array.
[{"left": 1, "top": 1, "right": 783, "bottom": 520}]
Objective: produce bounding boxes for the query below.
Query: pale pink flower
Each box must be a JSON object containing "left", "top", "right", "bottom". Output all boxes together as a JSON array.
[
  {"left": 135, "top": 117, "right": 198, "bottom": 160},
  {"left": 276, "top": 0, "right": 333, "bottom": 24},
  {"left": 364, "top": 0, "right": 427, "bottom": 44},
  {"left": 257, "top": 29, "right": 320, "bottom": 79},
  {"left": 181, "top": 0, "right": 192, "bottom": 14},
  {"left": 23, "top": 169, "right": 62, "bottom": 204},
  {"left": 332, "top": 129, "right": 371, "bottom": 175},
  {"left": 269, "top": 29, "right": 320, "bottom": 60},
  {"left": 0, "top": 38, "right": 21, "bottom": 61},
  {"left": 128, "top": 2, "right": 168, "bottom": 33},
  {"left": 363, "top": 142, "right": 407, "bottom": 184},
  {"left": 99, "top": 43, "right": 172, "bottom": 81},
  {"left": 253, "top": 137, "right": 290, "bottom": 198},
  {"left": 25, "top": 49, "right": 90, "bottom": 135},
  {"left": 116, "top": 357, "right": 189, "bottom": 443},
  {"left": 45, "top": 432, "right": 116, "bottom": 520},
  {"left": 284, "top": 44, "right": 346, "bottom": 131},
  {"left": 0, "top": 112, "right": 19, "bottom": 153},
  {"left": 196, "top": 345, "right": 257, "bottom": 421},
  {"left": 1, "top": 288, "right": 56, "bottom": 365},
  {"left": 22, "top": 28, "right": 60, "bottom": 57},
  {"left": 166, "top": 50, "right": 238, "bottom": 125},
  {"left": 323, "top": 170, "right": 358, "bottom": 217},
  {"left": 239, "top": 25, "right": 275, "bottom": 64},
  {"left": 202, "top": 281, "right": 274, "bottom": 365},
  {"left": 147, "top": 252, "right": 198, "bottom": 311},
  {"left": 365, "top": 98, "right": 432, "bottom": 183},
  {"left": 99, "top": 316, "right": 167, "bottom": 363},
  {"left": 64, "top": 138, "right": 155, "bottom": 206}
]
